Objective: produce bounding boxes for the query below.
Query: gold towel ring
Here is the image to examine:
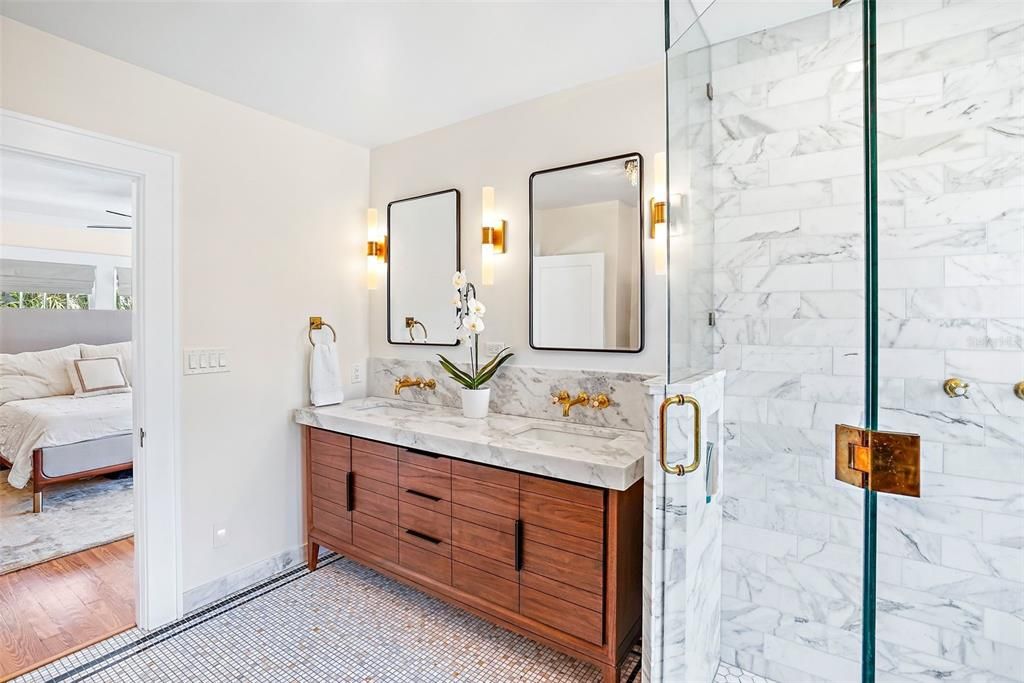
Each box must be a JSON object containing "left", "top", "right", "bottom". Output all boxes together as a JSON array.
[
  {"left": 308, "top": 317, "right": 337, "bottom": 345},
  {"left": 405, "top": 317, "right": 428, "bottom": 342}
]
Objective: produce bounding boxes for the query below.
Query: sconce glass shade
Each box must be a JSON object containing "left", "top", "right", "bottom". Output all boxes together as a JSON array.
[
  {"left": 481, "top": 186, "right": 504, "bottom": 285},
  {"left": 652, "top": 152, "right": 667, "bottom": 275},
  {"left": 367, "top": 207, "right": 379, "bottom": 290}
]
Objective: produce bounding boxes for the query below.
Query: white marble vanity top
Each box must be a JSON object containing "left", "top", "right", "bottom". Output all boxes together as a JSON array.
[{"left": 294, "top": 397, "right": 645, "bottom": 490}]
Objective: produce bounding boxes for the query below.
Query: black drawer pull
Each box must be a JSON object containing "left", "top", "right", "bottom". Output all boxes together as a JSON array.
[
  {"left": 405, "top": 448, "right": 441, "bottom": 459},
  {"left": 514, "top": 519, "right": 523, "bottom": 571},
  {"left": 405, "top": 488, "right": 442, "bottom": 502},
  {"left": 346, "top": 471, "right": 354, "bottom": 512},
  {"left": 405, "top": 529, "right": 442, "bottom": 545}
]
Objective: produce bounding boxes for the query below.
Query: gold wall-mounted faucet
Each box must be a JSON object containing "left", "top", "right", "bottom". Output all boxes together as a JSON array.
[
  {"left": 550, "top": 390, "right": 612, "bottom": 417},
  {"left": 394, "top": 376, "right": 437, "bottom": 395}
]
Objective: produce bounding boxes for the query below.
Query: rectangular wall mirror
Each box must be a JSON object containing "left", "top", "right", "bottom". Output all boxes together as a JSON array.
[
  {"left": 530, "top": 153, "right": 644, "bottom": 353},
  {"left": 387, "top": 188, "right": 460, "bottom": 345}
]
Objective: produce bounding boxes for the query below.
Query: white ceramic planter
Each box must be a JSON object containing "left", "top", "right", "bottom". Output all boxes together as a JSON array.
[{"left": 460, "top": 387, "right": 491, "bottom": 419}]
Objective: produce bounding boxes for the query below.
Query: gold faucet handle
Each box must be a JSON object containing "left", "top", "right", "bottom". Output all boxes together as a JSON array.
[
  {"left": 422, "top": 378, "right": 437, "bottom": 390},
  {"left": 590, "top": 393, "right": 611, "bottom": 409},
  {"left": 576, "top": 392, "right": 590, "bottom": 403},
  {"left": 551, "top": 390, "right": 570, "bottom": 404}
]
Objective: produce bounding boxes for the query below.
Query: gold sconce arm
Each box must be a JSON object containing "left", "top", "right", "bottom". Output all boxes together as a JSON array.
[{"left": 658, "top": 394, "right": 701, "bottom": 476}]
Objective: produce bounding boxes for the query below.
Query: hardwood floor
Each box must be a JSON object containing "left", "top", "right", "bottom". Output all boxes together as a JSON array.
[{"left": 0, "top": 539, "right": 135, "bottom": 682}]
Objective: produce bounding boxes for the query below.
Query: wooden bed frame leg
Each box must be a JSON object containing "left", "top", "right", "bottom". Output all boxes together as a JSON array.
[{"left": 32, "top": 491, "right": 42, "bottom": 513}]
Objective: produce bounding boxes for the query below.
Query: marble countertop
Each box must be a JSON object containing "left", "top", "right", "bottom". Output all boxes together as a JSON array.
[{"left": 294, "top": 397, "right": 645, "bottom": 490}]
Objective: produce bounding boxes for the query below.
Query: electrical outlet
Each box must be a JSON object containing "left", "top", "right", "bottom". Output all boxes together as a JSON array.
[
  {"left": 485, "top": 342, "right": 507, "bottom": 355},
  {"left": 351, "top": 361, "right": 364, "bottom": 384},
  {"left": 212, "top": 525, "right": 229, "bottom": 548}
]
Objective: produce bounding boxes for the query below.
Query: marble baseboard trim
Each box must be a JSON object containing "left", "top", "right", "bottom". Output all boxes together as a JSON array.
[
  {"left": 182, "top": 544, "right": 317, "bottom": 613},
  {"left": 369, "top": 357, "right": 656, "bottom": 432}
]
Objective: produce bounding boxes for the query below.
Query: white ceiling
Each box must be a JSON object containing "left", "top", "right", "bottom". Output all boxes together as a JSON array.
[
  {"left": 1, "top": 1, "right": 666, "bottom": 148},
  {"left": 0, "top": 150, "right": 134, "bottom": 229}
]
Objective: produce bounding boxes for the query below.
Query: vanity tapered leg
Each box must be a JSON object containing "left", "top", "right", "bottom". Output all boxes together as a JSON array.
[
  {"left": 601, "top": 664, "right": 619, "bottom": 683},
  {"left": 306, "top": 541, "right": 320, "bottom": 571}
]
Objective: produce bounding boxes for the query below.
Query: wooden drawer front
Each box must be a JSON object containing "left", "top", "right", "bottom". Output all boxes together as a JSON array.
[
  {"left": 520, "top": 586, "right": 603, "bottom": 645},
  {"left": 353, "top": 450, "right": 398, "bottom": 487},
  {"left": 399, "top": 463, "right": 451, "bottom": 503},
  {"left": 401, "top": 528, "right": 452, "bottom": 558},
  {"left": 311, "top": 502, "right": 351, "bottom": 543},
  {"left": 520, "top": 474, "right": 603, "bottom": 509},
  {"left": 352, "top": 520, "right": 398, "bottom": 563},
  {"left": 451, "top": 518, "right": 514, "bottom": 567},
  {"left": 310, "top": 428, "right": 351, "bottom": 450},
  {"left": 311, "top": 475, "right": 349, "bottom": 508},
  {"left": 452, "top": 546, "right": 518, "bottom": 583},
  {"left": 399, "top": 489, "right": 451, "bottom": 516},
  {"left": 399, "top": 503, "right": 451, "bottom": 545},
  {"left": 400, "top": 541, "right": 451, "bottom": 584},
  {"left": 523, "top": 522, "right": 602, "bottom": 561},
  {"left": 311, "top": 451, "right": 350, "bottom": 480},
  {"left": 352, "top": 437, "right": 398, "bottom": 459},
  {"left": 453, "top": 560, "right": 518, "bottom": 612},
  {"left": 353, "top": 487, "right": 398, "bottom": 525},
  {"left": 451, "top": 459, "right": 519, "bottom": 489},
  {"left": 520, "top": 491, "right": 603, "bottom": 542},
  {"left": 452, "top": 476, "right": 518, "bottom": 520},
  {"left": 399, "top": 448, "right": 450, "bottom": 473},
  {"left": 452, "top": 503, "right": 516, "bottom": 535},
  {"left": 521, "top": 570, "right": 602, "bottom": 613},
  {"left": 310, "top": 441, "right": 351, "bottom": 469},
  {"left": 522, "top": 537, "right": 603, "bottom": 595}
]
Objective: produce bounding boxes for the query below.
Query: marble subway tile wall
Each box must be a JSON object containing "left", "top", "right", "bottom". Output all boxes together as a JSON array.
[{"left": 706, "top": 2, "right": 1024, "bottom": 682}]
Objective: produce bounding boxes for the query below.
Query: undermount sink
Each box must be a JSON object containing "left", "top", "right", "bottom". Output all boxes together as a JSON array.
[
  {"left": 350, "top": 401, "right": 423, "bottom": 416},
  {"left": 513, "top": 425, "right": 618, "bottom": 449}
]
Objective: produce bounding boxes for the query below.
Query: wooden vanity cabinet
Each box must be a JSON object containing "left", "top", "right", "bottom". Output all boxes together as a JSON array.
[{"left": 303, "top": 427, "right": 642, "bottom": 683}]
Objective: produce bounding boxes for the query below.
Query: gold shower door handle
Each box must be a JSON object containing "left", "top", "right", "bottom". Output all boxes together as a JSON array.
[{"left": 658, "top": 394, "right": 702, "bottom": 476}]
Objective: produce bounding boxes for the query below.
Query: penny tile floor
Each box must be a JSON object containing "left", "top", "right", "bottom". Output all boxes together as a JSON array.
[{"left": 15, "top": 554, "right": 770, "bottom": 682}]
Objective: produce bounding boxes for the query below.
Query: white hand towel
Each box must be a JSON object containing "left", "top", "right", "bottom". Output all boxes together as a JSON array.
[{"left": 310, "top": 339, "right": 345, "bottom": 407}]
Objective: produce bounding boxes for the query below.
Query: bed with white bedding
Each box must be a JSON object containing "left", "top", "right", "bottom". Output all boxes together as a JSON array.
[
  {"left": 0, "top": 340, "right": 134, "bottom": 512},
  {"left": 0, "top": 393, "right": 133, "bottom": 489}
]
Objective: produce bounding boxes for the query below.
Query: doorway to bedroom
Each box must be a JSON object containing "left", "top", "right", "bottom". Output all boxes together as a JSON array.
[{"left": 0, "top": 149, "right": 137, "bottom": 678}]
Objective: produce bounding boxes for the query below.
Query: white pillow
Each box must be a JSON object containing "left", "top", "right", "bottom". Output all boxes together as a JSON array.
[
  {"left": 0, "top": 344, "right": 82, "bottom": 404},
  {"left": 81, "top": 341, "right": 133, "bottom": 384},
  {"left": 66, "top": 357, "right": 131, "bottom": 398}
]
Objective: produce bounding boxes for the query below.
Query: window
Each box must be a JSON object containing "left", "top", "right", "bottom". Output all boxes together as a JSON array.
[
  {"left": 117, "top": 295, "right": 133, "bottom": 310},
  {"left": 1, "top": 292, "right": 90, "bottom": 309}
]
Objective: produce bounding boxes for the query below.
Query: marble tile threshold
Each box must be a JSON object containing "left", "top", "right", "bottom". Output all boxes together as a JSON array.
[{"left": 15, "top": 552, "right": 767, "bottom": 683}]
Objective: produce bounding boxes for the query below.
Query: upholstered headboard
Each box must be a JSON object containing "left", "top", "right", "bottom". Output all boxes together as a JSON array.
[{"left": 0, "top": 309, "right": 131, "bottom": 354}]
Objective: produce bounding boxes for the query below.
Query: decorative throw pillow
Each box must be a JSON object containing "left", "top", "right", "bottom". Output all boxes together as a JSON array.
[
  {"left": 66, "top": 357, "right": 131, "bottom": 398},
  {"left": 81, "top": 341, "right": 133, "bottom": 384},
  {"left": 0, "top": 344, "right": 81, "bottom": 404}
]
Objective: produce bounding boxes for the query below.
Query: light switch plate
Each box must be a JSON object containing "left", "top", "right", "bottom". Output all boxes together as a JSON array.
[
  {"left": 184, "top": 348, "right": 230, "bottom": 375},
  {"left": 351, "top": 361, "right": 364, "bottom": 384}
]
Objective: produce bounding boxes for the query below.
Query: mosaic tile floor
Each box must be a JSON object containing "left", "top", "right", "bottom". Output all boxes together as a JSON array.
[{"left": 16, "top": 554, "right": 767, "bottom": 683}]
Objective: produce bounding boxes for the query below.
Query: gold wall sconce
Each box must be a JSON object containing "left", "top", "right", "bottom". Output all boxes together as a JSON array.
[
  {"left": 481, "top": 186, "right": 506, "bottom": 286},
  {"left": 650, "top": 152, "right": 667, "bottom": 275},
  {"left": 366, "top": 208, "right": 387, "bottom": 290}
]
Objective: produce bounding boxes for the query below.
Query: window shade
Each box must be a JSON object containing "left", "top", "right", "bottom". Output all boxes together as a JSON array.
[
  {"left": 0, "top": 259, "right": 96, "bottom": 294},
  {"left": 115, "top": 267, "right": 132, "bottom": 297}
]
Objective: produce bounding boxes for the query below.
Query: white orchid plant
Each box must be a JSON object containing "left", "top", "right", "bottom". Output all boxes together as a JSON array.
[{"left": 437, "top": 271, "right": 514, "bottom": 391}]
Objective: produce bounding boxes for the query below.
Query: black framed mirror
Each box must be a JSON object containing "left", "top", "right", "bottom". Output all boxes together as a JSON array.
[
  {"left": 529, "top": 153, "right": 644, "bottom": 353},
  {"left": 387, "top": 188, "right": 461, "bottom": 346}
]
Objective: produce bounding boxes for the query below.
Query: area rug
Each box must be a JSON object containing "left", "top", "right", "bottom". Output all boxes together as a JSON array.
[{"left": 0, "top": 471, "right": 133, "bottom": 574}]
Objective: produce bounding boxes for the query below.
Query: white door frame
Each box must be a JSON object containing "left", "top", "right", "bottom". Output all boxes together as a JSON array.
[{"left": 1, "top": 109, "right": 183, "bottom": 629}]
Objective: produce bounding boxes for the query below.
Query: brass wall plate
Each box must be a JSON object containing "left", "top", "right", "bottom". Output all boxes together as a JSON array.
[
  {"left": 309, "top": 316, "right": 323, "bottom": 330},
  {"left": 835, "top": 424, "right": 921, "bottom": 497}
]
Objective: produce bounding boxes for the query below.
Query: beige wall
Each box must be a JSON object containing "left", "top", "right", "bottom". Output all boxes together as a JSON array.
[
  {"left": 369, "top": 65, "right": 665, "bottom": 372},
  {"left": 1, "top": 18, "right": 370, "bottom": 594}
]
